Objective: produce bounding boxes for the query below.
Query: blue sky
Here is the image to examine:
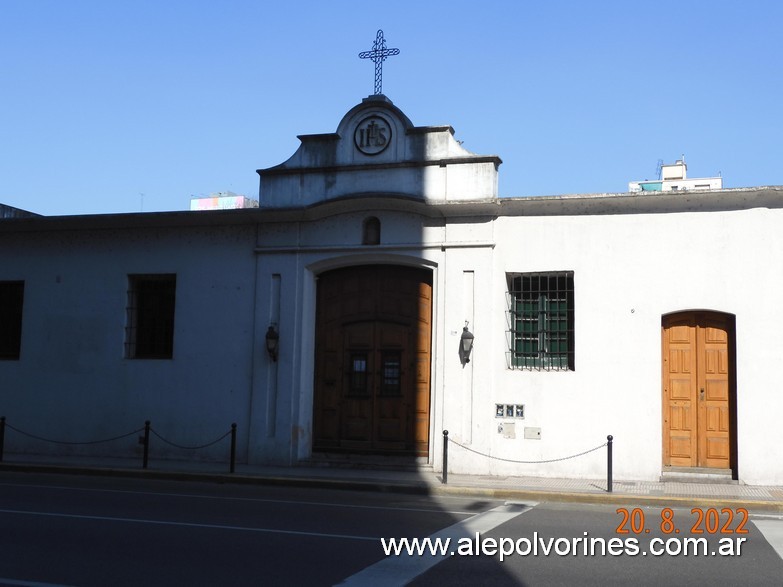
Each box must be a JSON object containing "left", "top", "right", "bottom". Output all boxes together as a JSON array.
[{"left": 2, "top": 0, "right": 781, "bottom": 216}]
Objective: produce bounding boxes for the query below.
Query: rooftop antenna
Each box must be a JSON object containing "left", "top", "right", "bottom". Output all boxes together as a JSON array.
[{"left": 655, "top": 159, "right": 663, "bottom": 180}]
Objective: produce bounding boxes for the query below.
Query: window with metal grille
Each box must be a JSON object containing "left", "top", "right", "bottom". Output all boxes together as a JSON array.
[
  {"left": 0, "top": 281, "right": 24, "bottom": 360},
  {"left": 347, "top": 353, "right": 369, "bottom": 396},
  {"left": 125, "top": 274, "right": 176, "bottom": 359},
  {"left": 507, "top": 272, "right": 574, "bottom": 371},
  {"left": 380, "top": 351, "right": 402, "bottom": 396}
]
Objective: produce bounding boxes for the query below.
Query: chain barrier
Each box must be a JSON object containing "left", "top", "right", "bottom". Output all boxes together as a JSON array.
[
  {"left": 4, "top": 421, "right": 144, "bottom": 446},
  {"left": 448, "top": 436, "right": 608, "bottom": 464},
  {"left": 441, "top": 430, "right": 614, "bottom": 492},
  {"left": 150, "top": 427, "right": 233, "bottom": 451},
  {"left": 0, "top": 417, "right": 239, "bottom": 474}
]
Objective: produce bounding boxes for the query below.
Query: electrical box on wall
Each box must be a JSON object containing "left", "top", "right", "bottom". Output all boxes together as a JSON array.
[
  {"left": 495, "top": 404, "right": 524, "bottom": 419},
  {"left": 524, "top": 427, "right": 542, "bottom": 440}
]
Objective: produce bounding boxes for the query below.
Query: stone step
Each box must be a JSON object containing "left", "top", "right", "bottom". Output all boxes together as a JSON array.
[{"left": 660, "top": 467, "right": 738, "bottom": 484}]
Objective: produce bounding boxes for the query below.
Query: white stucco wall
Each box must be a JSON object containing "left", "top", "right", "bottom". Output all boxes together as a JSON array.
[
  {"left": 0, "top": 223, "right": 258, "bottom": 463},
  {"left": 1, "top": 197, "right": 781, "bottom": 485},
  {"left": 251, "top": 200, "right": 783, "bottom": 484},
  {"left": 432, "top": 205, "right": 783, "bottom": 484}
]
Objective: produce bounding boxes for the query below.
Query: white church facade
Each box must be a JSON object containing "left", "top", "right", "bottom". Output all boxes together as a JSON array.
[{"left": 2, "top": 95, "right": 782, "bottom": 485}]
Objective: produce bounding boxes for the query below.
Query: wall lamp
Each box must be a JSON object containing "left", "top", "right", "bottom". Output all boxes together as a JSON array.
[
  {"left": 265, "top": 325, "right": 280, "bottom": 362},
  {"left": 459, "top": 321, "right": 474, "bottom": 367}
]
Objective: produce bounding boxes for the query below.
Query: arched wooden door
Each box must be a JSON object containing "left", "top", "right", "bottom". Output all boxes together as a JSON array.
[
  {"left": 313, "top": 265, "right": 432, "bottom": 456},
  {"left": 662, "top": 311, "right": 736, "bottom": 472}
]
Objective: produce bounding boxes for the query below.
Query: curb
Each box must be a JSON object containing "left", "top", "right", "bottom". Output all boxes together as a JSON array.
[
  {"left": 0, "top": 462, "right": 434, "bottom": 495},
  {"left": 2, "top": 462, "right": 782, "bottom": 513},
  {"left": 429, "top": 485, "right": 783, "bottom": 513}
]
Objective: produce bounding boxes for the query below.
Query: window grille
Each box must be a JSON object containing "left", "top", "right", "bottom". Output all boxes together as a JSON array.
[
  {"left": 348, "top": 353, "right": 369, "bottom": 396},
  {"left": 0, "top": 281, "right": 24, "bottom": 360},
  {"left": 380, "top": 352, "right": 402, "bottom": 396},
  {"left": 506, "top": 272, "right": 574, "bottom": 371},
  {"left": 125, "top": 274, "right": 176, "bottom": 359}
]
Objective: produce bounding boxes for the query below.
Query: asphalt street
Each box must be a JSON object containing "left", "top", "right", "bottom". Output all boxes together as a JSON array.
[
  {"left": 0, "top": 472, "right": 499, "bottom": 586},
  {"left": 409, "top": 502, "right": 783, "bottom": 586},
  {"left": 0, "top": 472, "right": 781, "bottom": 586}
]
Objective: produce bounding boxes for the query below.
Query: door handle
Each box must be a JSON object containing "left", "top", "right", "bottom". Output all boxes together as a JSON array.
[{"left": 699, "top": 388, "right": 705, "bottom": 401}]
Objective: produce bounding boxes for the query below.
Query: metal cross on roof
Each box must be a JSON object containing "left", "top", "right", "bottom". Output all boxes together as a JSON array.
[{"left": 358, "top": 30, "right": 400, "bottom": 95}]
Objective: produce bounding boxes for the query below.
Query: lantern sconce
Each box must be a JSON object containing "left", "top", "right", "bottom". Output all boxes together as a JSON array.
[
  {"left": 459, "top": 321, "right": 474, "bottom": 367},
  {"left": 265, "top": 324, "right": 280, "bottom": 362}
]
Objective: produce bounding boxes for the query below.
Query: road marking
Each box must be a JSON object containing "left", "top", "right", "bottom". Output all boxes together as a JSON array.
[
  {"left": 0, "top": 579, "right": 76, "bottom": 587},
  {"left": 336, "top": 502, "right": 537, "bottom": 586},
  {"left": 0, "top": 508, "right": 378, "bottom": 542},
  {"left": 752, "top": 519, "right": 783, "bottom": 561},
  {"left": 752, "top": 514, "right": 783, "bottom": 520},
  {"left": 0, "top": 482, "right": 482, "bottom": 516}
]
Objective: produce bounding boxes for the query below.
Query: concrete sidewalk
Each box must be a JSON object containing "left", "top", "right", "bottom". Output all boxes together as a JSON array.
[{"left": 1, "top": 454, "right": 782, "bottom": 512}]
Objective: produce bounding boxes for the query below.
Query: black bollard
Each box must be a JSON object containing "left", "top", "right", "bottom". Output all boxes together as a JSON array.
[
  {"left": 230, "top": 423, "right": 237, "bottom": 474},
  {"left": 442, "top": 430, "right": 449, "bottom": 484},
  {"left": 142, "top": 420, "right": 151, "bottom": 469},
  {"left": 607, "top": 435, "right": 613, "bottom": 493}
]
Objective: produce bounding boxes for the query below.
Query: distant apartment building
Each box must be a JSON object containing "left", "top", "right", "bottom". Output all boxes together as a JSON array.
[
  {"left": 190, "top": 191, "right": 259, "bottom": 211},
  {"left": 629, "top": 158, "right": 723, "bottom": 193}
]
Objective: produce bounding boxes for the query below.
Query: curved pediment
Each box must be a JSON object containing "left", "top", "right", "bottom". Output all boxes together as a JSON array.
[{"left": 257, "top": 96, "right": 501, "bottom": 208}]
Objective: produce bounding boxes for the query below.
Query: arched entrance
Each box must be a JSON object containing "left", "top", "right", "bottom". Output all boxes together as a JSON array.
[
  {"left": 312, "top": 265, "right": 432, "bottom": 457},
  {"left": 662, "top": 311, "right": 737, "bottom": 476}
]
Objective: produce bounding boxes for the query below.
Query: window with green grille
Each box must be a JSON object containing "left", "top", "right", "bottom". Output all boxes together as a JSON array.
[{"left": 507, "top": 272, "right": 574, "bottom": 371}]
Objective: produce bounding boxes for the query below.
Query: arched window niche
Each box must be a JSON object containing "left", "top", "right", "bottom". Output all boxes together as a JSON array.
[{"left": 362, "top": 216, "right": 381, "bottom": 245}]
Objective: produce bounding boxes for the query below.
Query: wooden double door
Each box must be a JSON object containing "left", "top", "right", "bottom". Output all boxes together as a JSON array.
[
  {"left": 662, "top": 312, "right": 735, "bottom": 471},
  {"left": 313, "top": 265, "right": 432, "bottom": 456}
]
